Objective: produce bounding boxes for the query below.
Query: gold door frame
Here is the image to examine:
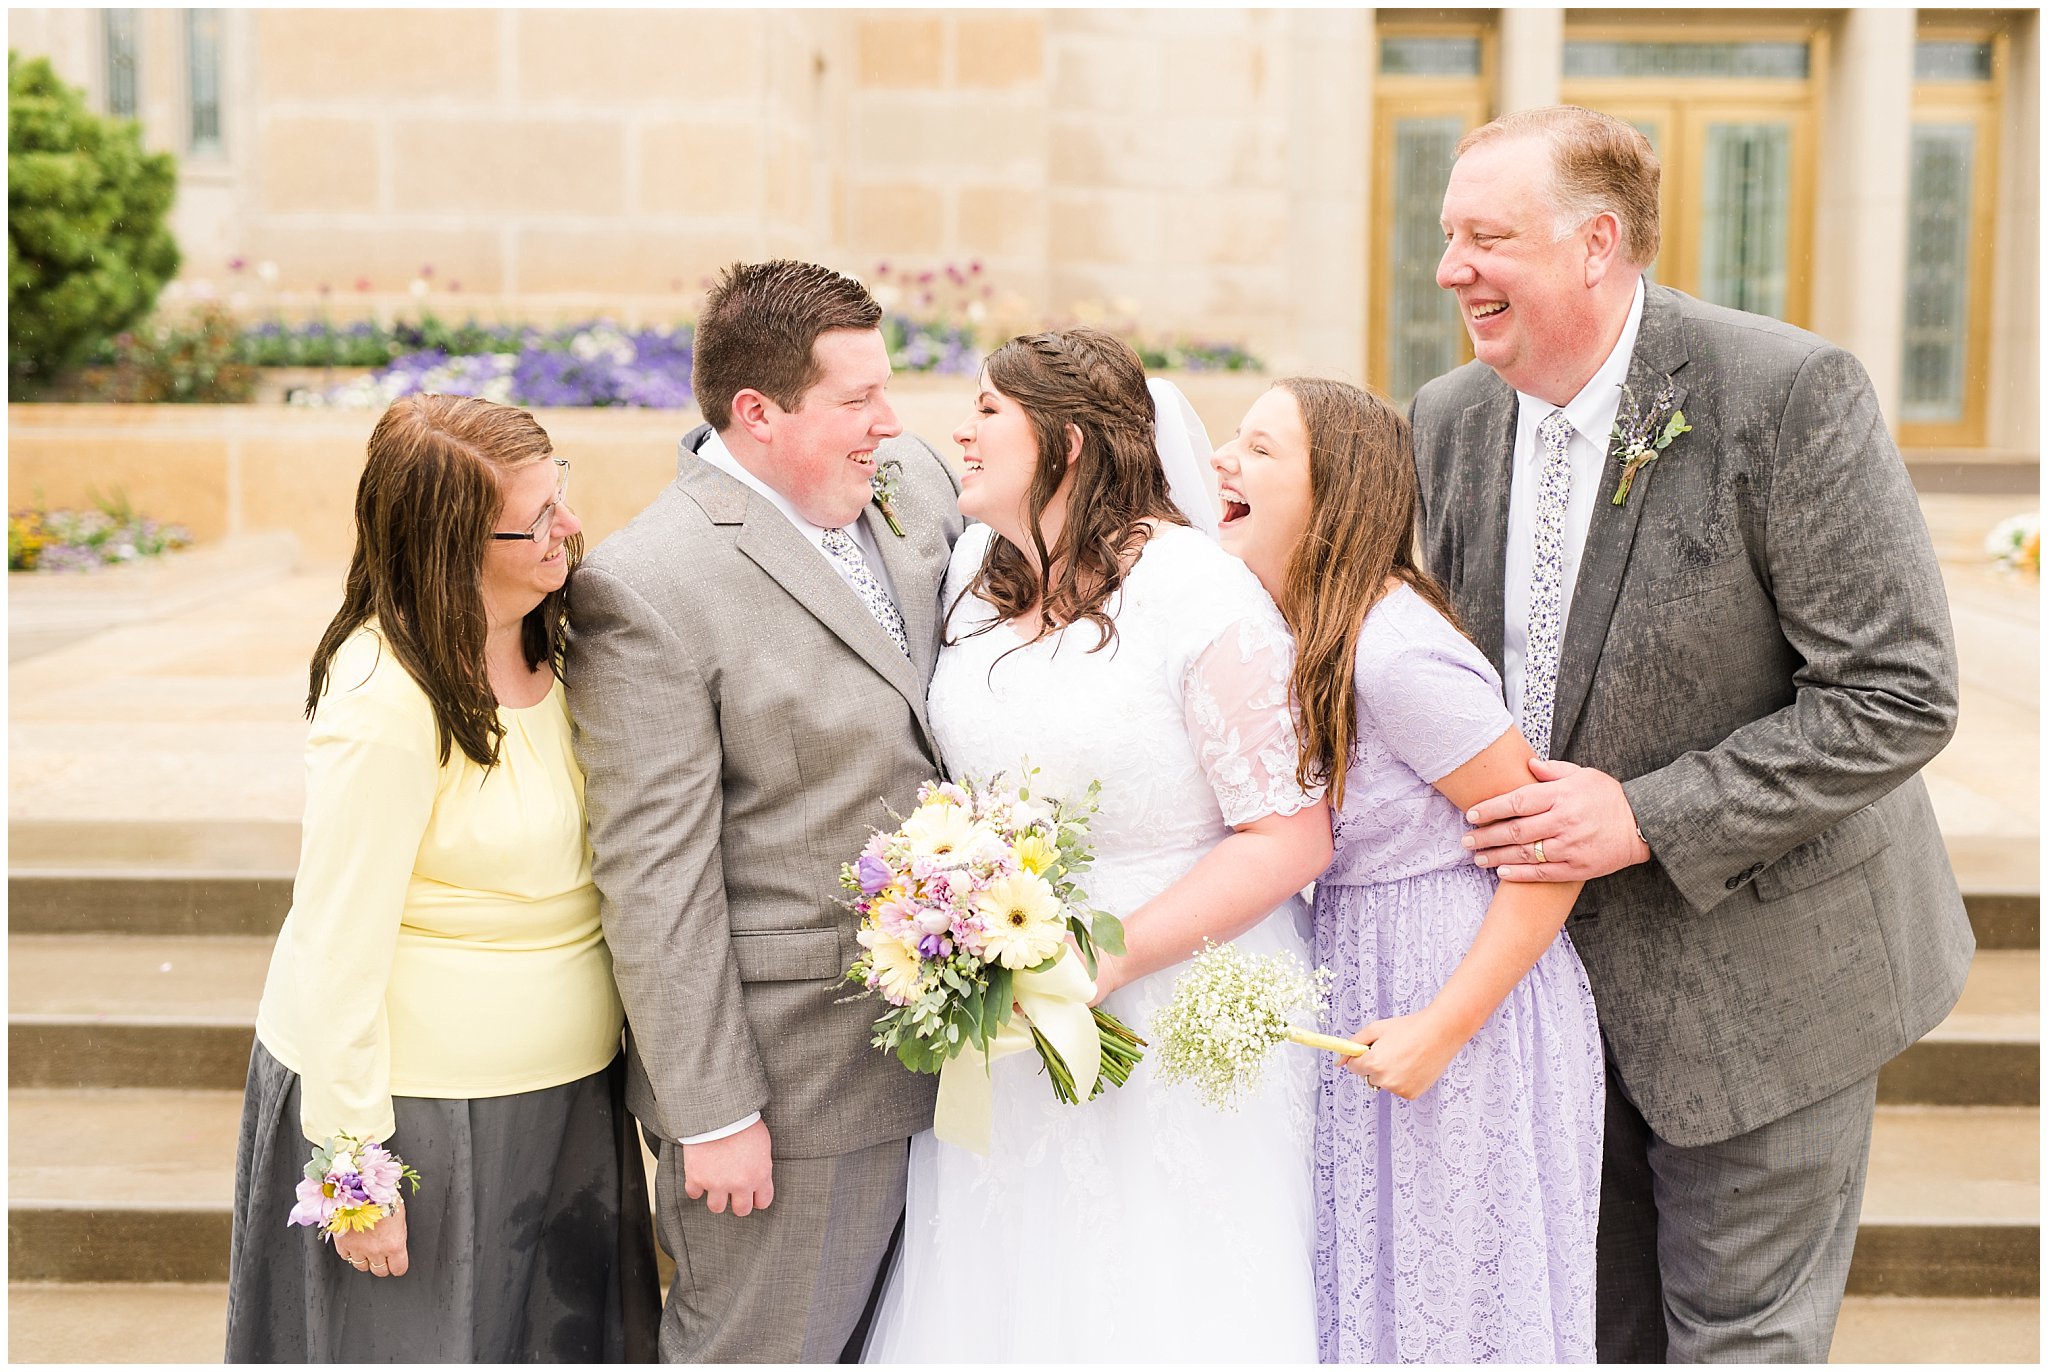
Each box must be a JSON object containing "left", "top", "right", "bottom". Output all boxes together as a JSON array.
[
  {"left": 1900, "top": 24, "right": 2008, "bottom": 449},
  {"left": 1367, "top": 18, "right": 1494, "bottom": 400}
]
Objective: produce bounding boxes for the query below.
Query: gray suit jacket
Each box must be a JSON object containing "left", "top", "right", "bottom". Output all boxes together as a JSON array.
[
  {"left": 566, "top": 427, "right": 962, "bottom": 1159},
  {"left": 1412, "top": 283, "right": 1975, "bottom": 1147}
]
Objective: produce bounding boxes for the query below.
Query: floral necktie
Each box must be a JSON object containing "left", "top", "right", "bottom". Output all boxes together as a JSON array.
[
  {"left": 1522, "top": 410, "right": 1575, "bottom": 759},
  {"left": 820, "top": 526, "right": 910, "bottom": 658}
]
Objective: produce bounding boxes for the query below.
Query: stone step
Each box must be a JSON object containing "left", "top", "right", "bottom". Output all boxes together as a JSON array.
[
  {"left": 8, "top": 530, "right": 300, "bottom": 665},
  {"left": 1879, "top": 949, "right": 2039, "bottom": 1106},
  {"left": 8, "top": 870, "right": 295, "bottom": 937},
  {"left": 1849, "top": 1106, "right": 2039, "bottom": 1299},
  {"left": 1830, "top": 1295, "right": 2039, "bottom": 1363},
  {"left": 10, "top": 1089, "right": 2034, "bottom": 1295},
  {"left": 9, "top": 1283, "right": 228, "bottom": 1363},
  {"left": 2, "top": 1285, "right": 2037, "bottom": 1366},
  {"left": 9, "top": 934, "right": 269, "bottom": 1089},
  {"left": 9, "top": 864, "right": 2036, "bottom": 945}
]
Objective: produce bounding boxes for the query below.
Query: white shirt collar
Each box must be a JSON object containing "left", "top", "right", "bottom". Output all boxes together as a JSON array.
[{"left": 1513, "top": 276, "right": 1647, "bottom": 447}]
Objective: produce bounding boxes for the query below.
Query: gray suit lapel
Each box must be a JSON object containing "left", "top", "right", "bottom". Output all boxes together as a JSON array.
[
  {"left": 1549, "top": 284, "right": 1692, "bottom": 758},
  {"left": 1455, "top": 386, "right": 1518, "bottom": 671},
  {"left": 674, "top": 433, "right": 934, "bottom": 743}
]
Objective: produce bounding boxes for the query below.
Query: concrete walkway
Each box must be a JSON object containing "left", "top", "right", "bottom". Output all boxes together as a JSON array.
[{"left": 10, "top": 492, "right": 2038, "bottom": 890}]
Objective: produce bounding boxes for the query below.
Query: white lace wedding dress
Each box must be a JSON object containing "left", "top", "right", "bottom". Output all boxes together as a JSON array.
[{"left": 864, "top": 522, "right": 1321, "bottom": 1363}]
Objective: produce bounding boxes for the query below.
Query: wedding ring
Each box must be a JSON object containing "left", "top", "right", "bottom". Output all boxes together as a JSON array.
[
  {"left": 1531, "top": 839, "right": 1547, "bottom": 864},
  {"left": 348, "top": 1257, "right": 369, "bottom": 1270},
  {"left": 369, "top": 1260, "right": 388, "bottom": 1273}
]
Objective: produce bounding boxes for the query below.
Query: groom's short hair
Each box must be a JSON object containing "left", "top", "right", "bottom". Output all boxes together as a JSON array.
[{"left": 693, "top": 260, "right": 883, "bottom": 432}]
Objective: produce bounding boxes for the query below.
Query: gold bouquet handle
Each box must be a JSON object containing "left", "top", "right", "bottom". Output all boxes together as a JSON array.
[{"left": 1286, "top": 1027, "right": 1368, "bottom": 1059}]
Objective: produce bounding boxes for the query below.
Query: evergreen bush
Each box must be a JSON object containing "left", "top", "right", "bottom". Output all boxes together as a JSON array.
[{"left": 8, "top": 51, "right": 180, "bottom": 386}]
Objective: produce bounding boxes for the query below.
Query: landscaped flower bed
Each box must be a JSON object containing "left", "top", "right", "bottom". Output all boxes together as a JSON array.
[{"left": 10, "top": 496, "right": 191, "bottom": 572}]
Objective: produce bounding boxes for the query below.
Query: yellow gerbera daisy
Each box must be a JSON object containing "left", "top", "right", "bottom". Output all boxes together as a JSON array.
[
  {"left": 858, "top": 925, "right": 926, "bottom": 1004},
  {"left": 976, "top": 872, "right": 1066, "bottom": 969}
]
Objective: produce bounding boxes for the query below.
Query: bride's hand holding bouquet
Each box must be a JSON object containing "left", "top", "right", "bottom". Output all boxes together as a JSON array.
[{"left": 841, "top": 769, "right": 1146, "bottom": 1153}]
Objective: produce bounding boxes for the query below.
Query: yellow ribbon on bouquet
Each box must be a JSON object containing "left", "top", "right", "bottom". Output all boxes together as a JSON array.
[{"left": 933, "top": 953, "right": 1102, "bottom": 1156}]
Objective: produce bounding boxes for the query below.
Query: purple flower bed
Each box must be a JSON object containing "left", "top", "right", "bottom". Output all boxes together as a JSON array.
[{"left": 296, "top": 322, "right": 696, "bottom": 410}]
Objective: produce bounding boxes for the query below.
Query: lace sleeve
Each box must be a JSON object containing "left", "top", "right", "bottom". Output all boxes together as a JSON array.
[{"left": 1181, "top": 612, "right": 1322, "bottom": 827}]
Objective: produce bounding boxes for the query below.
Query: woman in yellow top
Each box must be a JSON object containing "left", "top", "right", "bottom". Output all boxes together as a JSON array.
[{"left": 225, "top": 394, "right": 658, "bottom": 1361}]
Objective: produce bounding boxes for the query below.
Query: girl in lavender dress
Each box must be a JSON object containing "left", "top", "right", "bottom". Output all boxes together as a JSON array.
[{"left": 1210, "top": 377, "right": 1603, "bottom": 1363}]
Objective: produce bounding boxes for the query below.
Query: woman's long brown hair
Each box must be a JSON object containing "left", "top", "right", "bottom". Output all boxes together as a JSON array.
[
  {"left": 305, "top": 393, "right": 580, "bottom": 768},
  {"left": 957, "top": 328, "right": 1187, "bottom": 651},
  {"left": 1275, "top": 377, "right": 1465, "bottom": 810}
]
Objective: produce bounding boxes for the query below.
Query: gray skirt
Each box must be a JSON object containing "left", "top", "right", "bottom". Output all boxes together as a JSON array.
[{"left": 225, "top": 1040, "right": 659, "bottom": 1362}]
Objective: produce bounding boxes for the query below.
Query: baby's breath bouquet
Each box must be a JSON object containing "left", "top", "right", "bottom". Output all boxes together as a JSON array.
[
  {"left": 841, "top": 768, "right": 1146, "bottom": 1151},
  {"left": 1153, "top": 941, "right": 1361, "bottom": 1110}
]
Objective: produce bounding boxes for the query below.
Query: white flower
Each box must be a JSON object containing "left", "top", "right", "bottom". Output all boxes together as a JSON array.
[
  {"left": 858, "top": 925, "right": 924, "bottom": 1005},
  {"left": 409, "top": 278, "right": 430, "bottom": 300},
  {"left": 976, "top": 872, "right": 1066, "bottom": 969},
  {"left": 901, "top": 802, "right": 983, "bottom": 863},
  {"left": 256, "top": 260, "right": 280, "bottom": 285},
  {"left": 1152, "top": 941, "right": 1332, "bottom": 1111}
]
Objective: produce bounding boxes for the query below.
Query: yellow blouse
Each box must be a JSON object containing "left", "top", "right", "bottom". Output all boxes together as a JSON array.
[{"left": 255, "top": 625, "right": 624, "bottom": 1145}]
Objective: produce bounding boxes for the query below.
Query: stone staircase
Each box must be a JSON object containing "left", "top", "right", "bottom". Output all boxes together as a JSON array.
[{"left": 7, "top": 858, "right": 2040, "bottom": 1361}]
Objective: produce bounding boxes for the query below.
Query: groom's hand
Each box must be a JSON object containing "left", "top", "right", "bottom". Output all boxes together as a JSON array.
[
  {"left": 682, "top": 1118, "right": 774, "bottom": 1217},
  {"left": 1462, "top": 758, "right": 1650, "bottom": 883}
]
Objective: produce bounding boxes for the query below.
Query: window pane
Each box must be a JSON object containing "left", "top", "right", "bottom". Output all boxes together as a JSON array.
[
  {"left": 187, "top": 9, "right": 222, "bottom": 154},
  {"left": 1386, "top": 116, "right": 1467, "bottom": 403},
  {"left": 1564, "top": 41, "right": 1809, "bottom": 80},
  {"left": 1698, "top": 122, "right": 1791, "bottom": 319},
  {"left": 1380, "top": 36, "right": 1482, "bottom": 78},
  {"left": 103, "top": 10, "right": 139, "bottom": 118},
  {"left": 1901, "top": 124, "right": 1976, "bottom": 423},
  {"left": 1914, "top": 41, "right": 1994, "bottom": 82}
]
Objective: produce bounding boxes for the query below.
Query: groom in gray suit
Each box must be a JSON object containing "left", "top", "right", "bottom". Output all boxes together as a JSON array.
[
  {"left": 567, "top": 260, "right": 963, "bottom": 1361},
  {"left": 1411, "top": 107, "right": 1973, "bottom": 1361}
]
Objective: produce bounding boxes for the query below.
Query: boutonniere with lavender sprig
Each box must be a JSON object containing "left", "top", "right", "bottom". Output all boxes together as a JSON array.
[
  {"left": 1609, "top": 379, "right": 1692, "bottom": 506},
  {"left": 871, "top": 458, "right": 906, "bottom": 537}
]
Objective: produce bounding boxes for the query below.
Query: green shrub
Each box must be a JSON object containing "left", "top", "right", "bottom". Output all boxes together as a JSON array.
[
  {"left": 8, "top": 51, "right": 181, "bottom": 386},
  {"left": 115, "top": 302, "right": 256, "bottom": 401}
]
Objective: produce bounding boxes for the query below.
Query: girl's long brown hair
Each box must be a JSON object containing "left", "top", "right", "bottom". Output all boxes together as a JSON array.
[
  {"left": 1275, "top": 377, "right": 1465, "bottom": 810},
  {"left": 957, "top": 328, "right": 1187, "bottom": 651},
  {"left": 306, "top": 393, "right": 580, "bottom": 768}
]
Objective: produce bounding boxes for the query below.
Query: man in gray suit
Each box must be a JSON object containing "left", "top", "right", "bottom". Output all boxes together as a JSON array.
[
  {"left": 1411, "top": 107, "right": 1974, "bottom": 1361},
  {"left": 566, "top": 260, "right": 963, "bottom": 1361}
]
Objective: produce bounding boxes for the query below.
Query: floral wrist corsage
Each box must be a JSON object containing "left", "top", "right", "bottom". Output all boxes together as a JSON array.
[{"left": 286, "top": 1134, "right": 421, "bottom": 1239}]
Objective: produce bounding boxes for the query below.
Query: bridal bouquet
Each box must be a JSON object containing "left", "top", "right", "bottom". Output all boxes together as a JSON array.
[{"left": 842, "top": 770, "right": 1146, "bottom": 1152}]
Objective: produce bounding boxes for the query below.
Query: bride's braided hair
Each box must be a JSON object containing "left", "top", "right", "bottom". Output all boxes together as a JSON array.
[{"left": 956, "top": 328, "right": 1187, "bottom": 652}]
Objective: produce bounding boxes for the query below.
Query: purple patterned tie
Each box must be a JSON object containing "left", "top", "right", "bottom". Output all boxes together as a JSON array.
[
  {"left": 820, "top": 526, "right": 910, "bottom": 658},
  {"left": 1522, "top": 410, "right": 1575, "bottom": 759}
]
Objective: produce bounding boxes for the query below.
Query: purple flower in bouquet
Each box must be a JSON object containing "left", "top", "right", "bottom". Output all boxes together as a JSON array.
[
  {"left": 288, "top": 1177, "right": 339, "bottom": 1229},
  {"left": 917, "top": 932, "right": 953, "bottom": 960},
  {"left": 856, "top": 854, "right": 895, "bottom": 895}
]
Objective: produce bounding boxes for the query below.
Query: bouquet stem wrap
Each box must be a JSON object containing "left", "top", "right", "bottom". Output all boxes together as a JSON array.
[{"left": 935, "top": 953, "right": 1101, "bottom": 1155}]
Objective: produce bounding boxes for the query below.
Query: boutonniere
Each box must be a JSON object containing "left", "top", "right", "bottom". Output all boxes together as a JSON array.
[
  {"left": 870, "top": 458, "right": 906, "bottom": 537},
  {"left": 1608, "top": 379, "right": 1691, "bottom": 506}
]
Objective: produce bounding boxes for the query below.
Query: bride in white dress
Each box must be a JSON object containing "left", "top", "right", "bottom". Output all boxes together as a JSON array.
[{"left": 864, "top": 330, "right": 1331, "bottom": 1362}]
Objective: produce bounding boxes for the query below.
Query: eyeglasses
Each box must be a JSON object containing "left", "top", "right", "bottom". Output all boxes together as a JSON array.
[{"left": 491, "top": 458, "right": 572, "bottom": 542}]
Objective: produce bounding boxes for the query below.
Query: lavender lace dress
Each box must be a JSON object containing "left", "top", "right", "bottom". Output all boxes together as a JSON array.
[{"left": 1314, "top": 584, "right": 1603, "bottom": 1363}]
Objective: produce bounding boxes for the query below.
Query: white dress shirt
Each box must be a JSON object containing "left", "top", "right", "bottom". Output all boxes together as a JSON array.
[
  {"left": 1502, "top": 278, "right": 1647, "bottom": 720},
  {"left": 682, "top": 429, "right": 900, "bottom": 1148}
]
